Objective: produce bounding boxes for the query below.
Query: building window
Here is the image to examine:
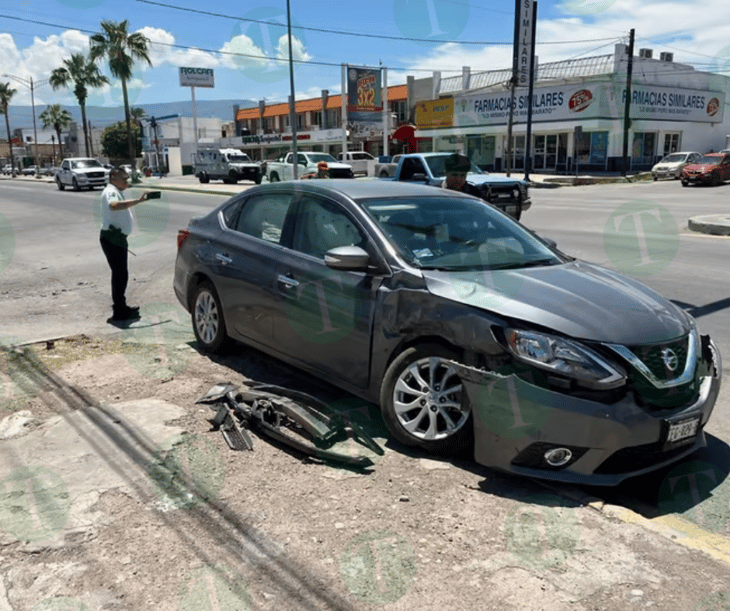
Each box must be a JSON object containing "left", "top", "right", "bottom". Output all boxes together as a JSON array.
[
  {"left": 313, "top": 111, "right": 322, "bottom": 127},
  {"left": 663, "top": 133, "right": 680, "bottom": 156},
  {"left": 326, "top": 108, "right": 340, "bottom": 127},
  {"left": 632, "top": 132, "right": 656, "bottom": 165},
  {"left": 394, "top": 100, "right": 408, "bottom": 124},
  {"left": 297, "top": 114, "right": 304, "bottom": 130},
  {"left": 467, "top": 136, "right": 495, "bottom": 170},
  {"left": 263, "top": 118, "right": 274, "bottom": 133}
]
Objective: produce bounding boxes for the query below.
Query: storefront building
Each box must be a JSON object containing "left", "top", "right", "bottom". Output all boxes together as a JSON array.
[
  {"left": 228, "top": 84, "right": 417, "bottom": 161},
  {"left": 416, "top": 45, "right": 730, "bottom": 173}
]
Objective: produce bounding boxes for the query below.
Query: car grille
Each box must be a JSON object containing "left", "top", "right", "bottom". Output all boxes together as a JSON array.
[
  {"left": 329, "top": 168, "right": 352, "bottom": 178},
  {"left": 629, "top": 336, "right": 688, "bottom": 383},
  {"left": 87, "top": 172, "right": 105, "bottom": 178},
  {"left": 489, "top": 184, "right": 521, "bottom": 201}
]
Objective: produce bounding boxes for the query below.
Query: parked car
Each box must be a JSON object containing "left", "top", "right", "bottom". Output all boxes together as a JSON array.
[
  {"left": 651, "top": 151, "right": 701, "bottom": 180},
  {"left": 680, "top": 153, "right": 730, "bottom": 186},
  {"left": 21, "top": 165, "right": 38, "bottom": 176},
  {"left": 2, "top": 164, "right": 13, "bottom": 175},
  {"left": 56, "top": 158, "right": 109, "bottom": 191},
  {"left": 337, "top": 151, "right": 376, "bottom": 176},
  {"left": 174, "top": 180, "right": 721, "bottom": 486}
]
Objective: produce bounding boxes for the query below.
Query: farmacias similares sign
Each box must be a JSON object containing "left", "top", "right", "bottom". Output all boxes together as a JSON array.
[{"left": 179, "top": 67, "right": 215, "bottom": 88}]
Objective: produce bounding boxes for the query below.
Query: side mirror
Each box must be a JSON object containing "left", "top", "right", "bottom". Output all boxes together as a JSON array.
[
  {"left": 324, "top": 245, "right": 370, "bottom": 271},
  {"left": 411, "top": 172, "right": 428, "bottom": 182}
]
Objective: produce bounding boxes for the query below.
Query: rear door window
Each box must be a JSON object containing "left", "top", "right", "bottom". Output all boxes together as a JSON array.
[{"left": 233, "top": 193, "right": 294, "bottom": 245}]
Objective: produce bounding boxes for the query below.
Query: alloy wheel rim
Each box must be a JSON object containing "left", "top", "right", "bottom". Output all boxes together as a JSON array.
[
  {"left": 195, "top": 291, "right": 218, "bottom": 344},
  {"left": 393, "top": 356, "right": 467, "bottom": 441}
]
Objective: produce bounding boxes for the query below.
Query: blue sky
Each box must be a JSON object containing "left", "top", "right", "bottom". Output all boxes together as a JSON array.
[{"left": 1, "top": 0, "right": 729, "bottom": 119}]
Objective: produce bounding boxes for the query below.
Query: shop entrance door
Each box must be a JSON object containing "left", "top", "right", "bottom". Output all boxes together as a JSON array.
[{"left": 533, "top": 134, "right": 558, "bottom": 171}]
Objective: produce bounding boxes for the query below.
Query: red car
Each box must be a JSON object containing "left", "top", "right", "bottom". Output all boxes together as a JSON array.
[{"left": 680, "top": 153, "right": 730, "bottom": 186}]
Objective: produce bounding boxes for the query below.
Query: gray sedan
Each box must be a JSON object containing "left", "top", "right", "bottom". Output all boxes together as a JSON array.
[{"left": 174, "top": 180, "right": 721, "bottom": 485}]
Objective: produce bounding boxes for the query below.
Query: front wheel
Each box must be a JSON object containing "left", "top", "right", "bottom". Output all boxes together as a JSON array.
[
  {"left": 72, "top": 177, "right": 80, "bottom": 191},
  {"left": 380, "top": 344, "right": 472, "bottom": 455},
  {"left": 270, "top": 172, "right": 280, "bottom": 182},
  {"left": 198, "top": 172, "right": 209, "bottom": 184},
  {"left": 191, "top": 281, "right": 228, "bottom": 353},
  {"left": 681, "top": 181, "right": 689, "bottom": 187}
]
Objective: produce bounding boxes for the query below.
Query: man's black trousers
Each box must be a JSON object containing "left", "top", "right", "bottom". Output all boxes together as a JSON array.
[{"left": 99, "top": 229, "right": 129, "bottom": 312}]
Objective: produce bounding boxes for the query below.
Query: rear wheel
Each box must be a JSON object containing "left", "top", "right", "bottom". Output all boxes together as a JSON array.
[
  {"left": 380, "top": 344, "right": 472, "bottom": 455},
  {"left": 379, "top": 171, "right": 390, "bottom": 178},
  {"left": 198, "top": 172, "right": 209, "bottom": 184},
  {"left": 270, "top": 172, "right": 280, "bottom": 182},
  {"left": 191, "top": 281, "right": 228, "bottom": 353},
  {"left": 56, "top": 177, "right": 65, "bottom": 191},
  {"left": 681, "top": 180, "right": 689, "bottom": 187}
]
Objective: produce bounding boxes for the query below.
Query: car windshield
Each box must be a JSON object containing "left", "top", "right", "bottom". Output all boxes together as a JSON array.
[
  {"left": 697, "top": 155, "right": 722, "bottom": 165},
  {"left": 71, "top": 160, "right": 103, "bottom": 169},
  {"left": 361, "top": 196, "right": 564, "bottom": 271},
  {"left": 425, "top": 156, "right": 484, "bottom": 177},
  {"left": 307, "top": 153, "right": 338, "bottom": 163},
  {"left": 661, "top": 153, "right": 687, "bottom": 163},
  {"left": 228, "top": 154, "right": 252, "bottom": 162}
]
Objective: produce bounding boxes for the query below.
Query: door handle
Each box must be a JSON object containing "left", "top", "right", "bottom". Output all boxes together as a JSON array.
[
  {"left": 215, "top": 253, "right": 232, "bottom": 265},
  {"left": 277, "top": 274, "right": 299, "bottom": 289}
]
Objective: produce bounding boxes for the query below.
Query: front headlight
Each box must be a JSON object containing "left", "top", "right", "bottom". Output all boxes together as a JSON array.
[{"left": 504, "top": 328, "right": 626, "bottom": 389}]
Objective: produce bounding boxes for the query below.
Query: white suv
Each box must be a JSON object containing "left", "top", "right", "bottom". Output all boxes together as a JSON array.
[{"left": 56, "top": 158, "right": 110, "bottom": 191}]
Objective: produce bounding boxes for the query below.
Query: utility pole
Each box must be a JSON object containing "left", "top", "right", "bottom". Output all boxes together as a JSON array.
[
  {"left": 524, "top": 1, "right": 538, "bottom": 182},
  {"left": 621, "top": 29, "right": 635, "bottom": 177}
]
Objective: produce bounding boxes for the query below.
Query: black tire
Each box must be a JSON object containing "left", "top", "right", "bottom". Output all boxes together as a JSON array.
[
  {"left": 681, "top": 181, "right": 689, "bottom": 187},
  {"left": 198, "top": 172, "right": 210, "bottom": 184},
  {"left": 380, "top": 344, "right": 472, "bottom": 455},
  {"left": 191, "top": 281, "right": 228, "bottom": 353},
  {"left": 56, "top": 178, "right": 65, "bottom": 191},
  {"left": 653, "top": 175, "right": 658, "bottom": 181},
  {"left": 270, "top": 172, "right": 280, "bottom": 183},
  {"left": 379, "top": 171, "right": 390, "bottom": 178},
  {"left": 513, "top": 208, "right": 522, "bottom": 222},
  {"left": 254, "top": 172, "right": 262, "bottom": 185},
  {"left": 72, "top": 177, "right": 80, "bottom": 191}
]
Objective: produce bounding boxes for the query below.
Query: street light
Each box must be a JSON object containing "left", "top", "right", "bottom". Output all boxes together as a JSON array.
[{"left": 3, "top": 74, "right": 48, "bottom": 175}]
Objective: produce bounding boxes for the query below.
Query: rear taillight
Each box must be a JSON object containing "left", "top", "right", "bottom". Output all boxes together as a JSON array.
[{"left": 177, "top": 229, "right": 190, "bottom": 249}]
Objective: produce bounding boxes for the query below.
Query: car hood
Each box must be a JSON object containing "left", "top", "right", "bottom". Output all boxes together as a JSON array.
[
  {"left": 683, "top": 163, "right": 718, "bottom": 172},
  {"left": 653, "top": 162, "right": 683, "bottom": 170},
  {"left": 422, "top": 260, "right": 691, "bottom": 345}
]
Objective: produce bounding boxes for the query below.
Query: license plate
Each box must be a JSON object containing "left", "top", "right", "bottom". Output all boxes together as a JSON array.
[{"left": 665, "top": 416, "right": 699, "bottom": 445}]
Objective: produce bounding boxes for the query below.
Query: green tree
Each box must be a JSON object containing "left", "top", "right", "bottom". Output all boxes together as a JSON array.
[
  {"left": 0, "top": 82, "right": 17, "bottom": 174},
  {"left": 90, "top": 20, "right": 152, "bottom": 168},
  {"left": 101, "top": 120, "right": 141, "bottom": 160},
  {"left": 49, "top": 53, "right": 109, "bottom": 157},
  {"left": 39, "top": 104, "right": 72, "bottom": 163}
]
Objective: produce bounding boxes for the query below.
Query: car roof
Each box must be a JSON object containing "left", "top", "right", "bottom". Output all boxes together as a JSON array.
[
  {"left": 703, "top": 153, "right": 725, "bottom": 157},
  {"left": 255, "top": 179, "right": 455, "bottom": 200}
]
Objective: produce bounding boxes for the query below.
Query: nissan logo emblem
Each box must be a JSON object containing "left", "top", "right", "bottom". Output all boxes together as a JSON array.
[{"left": 661, "top": 348, "right": 679, "bottom": 372}]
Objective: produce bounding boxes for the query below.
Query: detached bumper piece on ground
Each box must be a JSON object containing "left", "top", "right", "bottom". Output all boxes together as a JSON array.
[{"left": 197, "top": 383, "right": 384, "bottom": 468}]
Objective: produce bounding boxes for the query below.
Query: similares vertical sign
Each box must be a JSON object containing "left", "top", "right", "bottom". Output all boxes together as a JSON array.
[{"left": 514, "top": 0, "right": 535, "bottom": 88}]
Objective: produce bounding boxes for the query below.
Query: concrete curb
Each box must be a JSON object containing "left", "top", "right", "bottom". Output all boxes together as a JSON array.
[{"left": 688, "top": 214, "right": 730, "bottom": 236}]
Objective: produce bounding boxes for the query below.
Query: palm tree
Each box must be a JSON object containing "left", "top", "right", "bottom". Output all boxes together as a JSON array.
[
  {"left": 0, "top": 82, "right": 17, "bottom": 175},
  {"left": 39, "top": 104, "right": 72, "bottom": 163},
  {"left": 49, "top": 53, "right": 109, "bottom": 157},
  {"left": 90, "top": 20, "right": 152, "bottom": 167}
]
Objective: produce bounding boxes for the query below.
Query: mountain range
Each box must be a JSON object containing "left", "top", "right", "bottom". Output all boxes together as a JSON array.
[{"left": 5, "top": 98, "right": 258, "bottom": 130}]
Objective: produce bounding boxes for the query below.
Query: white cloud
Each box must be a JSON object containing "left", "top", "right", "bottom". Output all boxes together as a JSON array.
[
  {"left": 138, "top": 27, "right": 218, "bottom": 69},
  {"left": 219, "top": 35, "right": 268, "bottom": 71},
  {"left": 274, "top": 35, "right": 312, "bottom": 63}
]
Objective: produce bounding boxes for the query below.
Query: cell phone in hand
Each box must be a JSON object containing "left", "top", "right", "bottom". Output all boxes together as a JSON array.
[{"left": 146, "top": 191, "right": 162, "bottom": 199}]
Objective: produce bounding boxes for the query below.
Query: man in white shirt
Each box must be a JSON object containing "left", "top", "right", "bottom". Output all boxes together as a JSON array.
[{"left": 99, "top": 168, "right": 150, "bottom": 321}]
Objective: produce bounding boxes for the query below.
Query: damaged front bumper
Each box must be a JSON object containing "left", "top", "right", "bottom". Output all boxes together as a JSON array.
[{"left": 452, "top": 336, "right": 722, "bottom": 486}]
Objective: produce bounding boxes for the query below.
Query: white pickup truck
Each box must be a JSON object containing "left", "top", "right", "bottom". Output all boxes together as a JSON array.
[
  {"left": 55, "top": 158, "right": 110, "bottom": 191},
  {"left": 337, "top": 151, "right": 376, "bottom": 176},
  {"left": 261, "top": 152, "right": 354, "bottom": 182}
]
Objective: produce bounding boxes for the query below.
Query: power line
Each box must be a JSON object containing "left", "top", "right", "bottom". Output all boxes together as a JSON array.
[{"left": 133, "top": 0, "right": 617, "bottom": 46}]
